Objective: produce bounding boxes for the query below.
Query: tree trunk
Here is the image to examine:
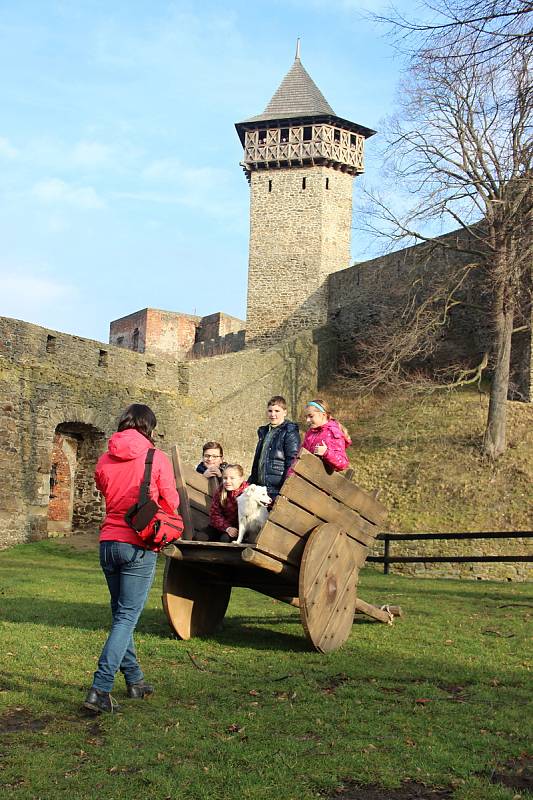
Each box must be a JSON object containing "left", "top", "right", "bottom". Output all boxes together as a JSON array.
[{"left": 482, "top": 304, "right": 514, "bottom": 459}]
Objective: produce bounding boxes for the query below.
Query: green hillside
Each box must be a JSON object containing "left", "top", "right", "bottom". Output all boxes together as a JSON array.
[{"left": 322, "top": 386, "right": 532, "bottom": 534}]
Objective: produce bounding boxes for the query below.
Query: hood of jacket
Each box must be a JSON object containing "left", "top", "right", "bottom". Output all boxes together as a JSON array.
[{"left": 107, "top": 429, "right": 153, "bottom": 461}]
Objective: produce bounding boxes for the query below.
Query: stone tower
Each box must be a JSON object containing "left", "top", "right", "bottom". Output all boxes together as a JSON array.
[{"left": 236, "top": 46, "right": 375, "bottom": 346}]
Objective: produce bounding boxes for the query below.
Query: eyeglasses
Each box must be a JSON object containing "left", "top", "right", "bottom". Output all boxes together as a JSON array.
[{"left": 204, "top": 453, "right": 222, "bottom": 460}]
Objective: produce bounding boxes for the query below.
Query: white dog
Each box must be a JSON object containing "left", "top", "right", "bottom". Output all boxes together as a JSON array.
[{"left": 236, "top": 484, "right": 271, "bottom": 544}]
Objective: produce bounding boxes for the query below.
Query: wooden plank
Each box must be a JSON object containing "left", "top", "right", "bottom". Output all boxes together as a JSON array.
[
  {"left": 280, "top": 474, "right": 377, "bottom": 547},
  {"left": 182, "top": 463, "right": 214, "bottom": 496},
  {"left": 241, "top": 548, "right": 299, "bottom": 580},
  {"left": 171, "top": 445, "right": 195, "bottom": 541},
  {"left": 254, "top": 520, "right": 306, "bottom": 566},
  {"left": 269, "top": 495, "right": 322, "bottom": 537},
  {"left": 354, "top": 597, "right": 394, "bottom": 624},
  {"left": 293, "top": 451, "right": 387, "bottom": 527},
  {"left": 187, "top": 485, "right": 212, "bottom": 514}
]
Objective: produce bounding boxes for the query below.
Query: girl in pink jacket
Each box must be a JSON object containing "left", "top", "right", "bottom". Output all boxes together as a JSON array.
[{"left": 289, "top": 399, "right": 352, "bottom": 474}]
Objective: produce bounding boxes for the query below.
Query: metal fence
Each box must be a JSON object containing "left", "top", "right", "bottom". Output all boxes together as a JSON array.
[{"left": 367, "top": 531, "right": 533, "bottom": 574}]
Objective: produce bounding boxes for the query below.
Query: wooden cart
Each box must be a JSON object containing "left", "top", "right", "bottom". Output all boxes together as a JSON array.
[{"left": 162, "top": 447, "right": 389, "bottom": 653}]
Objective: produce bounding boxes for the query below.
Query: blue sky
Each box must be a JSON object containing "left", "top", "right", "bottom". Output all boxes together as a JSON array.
[{"left": 0, "top": 0, "right": 421, "bottom": 343}]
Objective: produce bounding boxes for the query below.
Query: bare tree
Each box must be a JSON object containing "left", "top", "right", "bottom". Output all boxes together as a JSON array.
[
  {"left": 357, "top": 3, "right": 532, "bottom": 458},
  {"left": 378, "top": 0, "right": 533, "bottom": 63}
]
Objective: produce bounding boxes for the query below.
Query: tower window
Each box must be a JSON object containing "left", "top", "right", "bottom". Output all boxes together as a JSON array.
[
  {"left": 350, "top": 134, "right": 357, "bottom": 147},
  {"left": 325, "top": 177, "right": 329, "bottom": 189},
  {"left": 268, "top": 179, "right": 272, "bottom": 193},
  {"left": 302, "top": 177, "right": 306, "bottom": 190},
  {"left": 258, "top": 130, "right": 267, "bottom": 144},
  {"left": 334, "top": 128, "right": 341, "bottom": 142},
  {"left": 46, "top": 335, "right": 56, "bottom": 354},
  {"left": 132, "top": 328, "right": 140, "bottom": 352},
  {"left": 98, "top": 350, "right": 108, "bottom": 367},
  {"left": 303, "top": 126, "right": 312, "bottom": 141},
  {"left": 280, "top": 128, "right": 289, "bottom": 142}
]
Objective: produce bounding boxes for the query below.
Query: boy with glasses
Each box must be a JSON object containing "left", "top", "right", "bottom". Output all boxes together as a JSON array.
[{"left": 196, "top": 441, "right": 227, "bottom": 479}]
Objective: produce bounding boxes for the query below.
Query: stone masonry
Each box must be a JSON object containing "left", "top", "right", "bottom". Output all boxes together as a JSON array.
[
  {"left": 246, "top": 166, "right": 353, "bottom": 345},
  {"left": 0, "top": 316, "right": 317, "bottom": 549}
]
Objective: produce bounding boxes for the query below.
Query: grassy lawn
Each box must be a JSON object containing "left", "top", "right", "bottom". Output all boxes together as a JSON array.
[{"left": 0, "top": 539, "right": 531, "bottom": 800}]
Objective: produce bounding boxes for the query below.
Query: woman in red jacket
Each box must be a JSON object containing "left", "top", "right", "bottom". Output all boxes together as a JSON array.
[
  {"left": 83, "top": 404, "right": 179, "bottom": 714},
  {"left": 209, "top": 464, "right": 248, "bottom": 542}
]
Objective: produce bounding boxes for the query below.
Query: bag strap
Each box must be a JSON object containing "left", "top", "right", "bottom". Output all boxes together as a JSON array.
[{"left": 138, "top": 448, "right": 155, "bottom": 506}]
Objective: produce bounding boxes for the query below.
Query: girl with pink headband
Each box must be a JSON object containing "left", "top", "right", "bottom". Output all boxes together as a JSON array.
[{"left": 288, "top": 398, "right": 351, "bottom": 474}]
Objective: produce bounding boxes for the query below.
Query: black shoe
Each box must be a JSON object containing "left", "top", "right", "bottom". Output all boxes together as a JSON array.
[
  {"left": 126, "top": 680, "right": 154, "bottom": 699},
  {"left": 83, "top": 687, "right": 120, "bottom": 714}
]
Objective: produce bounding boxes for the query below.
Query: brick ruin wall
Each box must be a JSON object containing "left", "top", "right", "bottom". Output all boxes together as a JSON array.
[
  {"left": 328, "top": 231, "right": 532, "bottom": 402},
  {"left": 0, "top": 316, "right": 317, "bottom": 550},
  {"left": 246, "top": 166, "right": 353, "bottom": 347}
]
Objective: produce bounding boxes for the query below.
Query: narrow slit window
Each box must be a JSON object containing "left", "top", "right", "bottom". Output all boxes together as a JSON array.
[
  {"left": 132, "top": 328, "right": 140, "bottom": 352},
  {"left": 98, "top": 350, "right": 108, "bottom": 367},
  {"left": 302, "top": 177, "right": 306, "bottom": 190},
  {"left": 268, "top": 179, "right": 272, "bottom": 193},
  {"left": 46, "top": 335, "right": 56, "bottom": 354},
  {"left": 325, "top": 177, "right": 329, "bottom": 189}
]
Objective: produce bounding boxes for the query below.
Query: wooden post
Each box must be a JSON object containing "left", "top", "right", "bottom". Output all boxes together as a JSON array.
[
  {"left": 171, "top": 445, "right": 195, "bottom": 540},
  {"left": 354, "top": 598, "right": 394, "bottom": 624},
  {"left": 383, "top": 535, "right": 390, "bottom": 575}
]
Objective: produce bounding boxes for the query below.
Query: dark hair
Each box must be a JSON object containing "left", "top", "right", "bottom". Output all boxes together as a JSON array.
[
  {"left": 202, "top": 441, "right": 224, "bottom": 457},
  {"left": 267, "top": 395, "right": 287, "bottom": 410},
  {"left": 117, "top": 404, "right": 157, "bottom": 441}
]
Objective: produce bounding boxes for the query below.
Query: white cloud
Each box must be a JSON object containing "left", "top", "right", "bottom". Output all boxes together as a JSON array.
[
  {"left": 0, "top": 270, "right": 78, "bottom": 323},
  {"left": 0, "top": 136, "right": 18, "bottom": 159},
  {"left": 70, "top": 140, "right": 113, "bottom": 168},
  {"left": 31, "top": 178, "right": 105, "bottom": 209}
]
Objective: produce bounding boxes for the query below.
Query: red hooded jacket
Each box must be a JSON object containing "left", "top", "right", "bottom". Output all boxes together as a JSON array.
[
  {"left": 288, "top": 418, "right": 352, "bottom": 474},
  {"left": 95, "top": 428, "right": 180, "bottom": 546}
]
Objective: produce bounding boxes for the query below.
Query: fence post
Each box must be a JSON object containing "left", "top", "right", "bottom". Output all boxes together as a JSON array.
[{"left": 384, "top": 536, "right": 390, "bottom": 575}]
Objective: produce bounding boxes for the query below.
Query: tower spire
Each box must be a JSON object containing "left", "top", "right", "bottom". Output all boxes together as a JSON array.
[{"left": 295, "top": 38, "right": 301, "bottom": 60}]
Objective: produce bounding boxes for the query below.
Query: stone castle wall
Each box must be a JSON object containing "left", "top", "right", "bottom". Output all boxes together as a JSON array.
[
  {"left": 246, "top": 166, "right": 353, "bottom": 346},
  {"left": 0, "top": 316, "right": 318, "bottom": 549},
  {"left": 328, "top": 231, "right": 532, "bottom": 401}
]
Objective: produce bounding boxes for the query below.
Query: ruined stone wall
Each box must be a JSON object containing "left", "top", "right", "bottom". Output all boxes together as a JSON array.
[
  {"left": 110, "top": 308, "right": 201, "bottom": 359},
  {"left": 109, "top": 308, "right": 148, "bottom": 352},
  {"left": 145, "top": 309, "right": 199, "bottom": 358},
  {"left": 0, "top": 316, "right": 318, "bottom": 549},
  {"left": 246, "top": 166, "right": 353, "bottom": 346},
  {"left": 328, "top": 231, "right": 532, "bottom": 401}
]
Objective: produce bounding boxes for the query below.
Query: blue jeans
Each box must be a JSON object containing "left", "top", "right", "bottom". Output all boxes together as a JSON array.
[{"left": 92, "top": 541, "right": 157, "bottom": 692}]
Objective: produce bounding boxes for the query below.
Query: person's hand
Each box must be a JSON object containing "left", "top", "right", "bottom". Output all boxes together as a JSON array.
[
  {"left": 314, "top": 441, "right": 328, "bottom": 457},
  {"left": 204, "top": 466, "right": 222, "bottom": 478},
  {"left": 226, "top": 527, "right": 238, "bottom": 538}
]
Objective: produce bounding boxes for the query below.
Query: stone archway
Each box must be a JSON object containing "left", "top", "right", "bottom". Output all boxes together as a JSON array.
[{"left": 47, "top": 422, "right": 105, "bottom": 537}]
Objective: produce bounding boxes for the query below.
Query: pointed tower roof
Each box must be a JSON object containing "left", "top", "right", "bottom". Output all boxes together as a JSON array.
[
  {"left": 235, "top": 47, "right": 376, "bottom": 146},
  {"left": 245, "top": 55, "right": 335, "bottom": 123}
]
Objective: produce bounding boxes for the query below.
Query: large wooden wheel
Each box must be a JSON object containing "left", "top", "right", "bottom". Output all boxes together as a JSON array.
[
  {"left": 299, "top": 523, "right": 363, "bottom": 653},
  {"left": 162, "top": 557, "right": 231, "bottom": 640}
]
